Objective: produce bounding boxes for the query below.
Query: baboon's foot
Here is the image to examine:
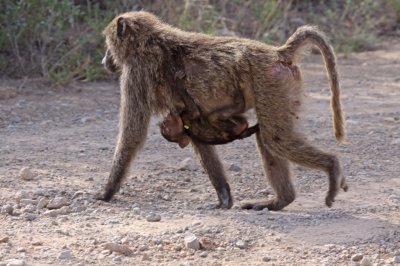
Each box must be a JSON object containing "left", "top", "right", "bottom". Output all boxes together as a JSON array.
[
  {"left": 340, "top": 176, "right": 348, "bottom": 192},
  {"left": 241, "top": 198, "right": 291, "bottom": 211},
  {"left": 216, "top": 186, "right": 233, "bottom": 209},
  {"left": 95, "top": 184, "right": 118, "bottom": 202},
  {"left": 325, "top": 175, "right": 348, "bottom": 207}
]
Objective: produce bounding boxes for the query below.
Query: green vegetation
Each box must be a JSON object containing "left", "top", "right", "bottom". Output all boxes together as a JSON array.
[{"left": 0, "top": 0, "right": 398, "bottom": 84}]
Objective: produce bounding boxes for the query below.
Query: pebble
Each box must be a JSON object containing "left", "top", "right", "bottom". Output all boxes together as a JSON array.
[
  {"left": 103, "top": 243, "right": 133, "bottom": 255},
  {"left": 1, "top": 204, "right": 13, "bottom": 215},
  {"left": 47, "top": 197, "right": 69, "bottom": 209},
  {"left": 0, "top": 236, "right": 9, "bottom": 243},
  {"left": 228, "top": 163, "right": 242, "bottom": 172},
  {"left": 43, "top": 206, "right": 70, "bottom": 217},
  {"left": 19, "top": 199, "right": 38, "bottom": 205},
  {"left": 178, "top": 157, "right": 197, "bottom": 171},
  {"left": 58, "top": 250, "right": 74, "bottom": 260},
  {"left": 199, "top": 251, "right": 208, "bottom": 258},
  {"left": 3, "top": 259, "right": 26, "bottom": 266},
  {"left": 235, "top": 240, "right": 247, "bottom": 249},
  {"left": 184, "top": 234, "right": 200, "bottom": 250},
  {"left": 262, "top": 256, "right": 272, "bottom": 262},
  {"left": 72, "top": 191, "right": 84, "bottom": 199},
  {"left": 112, "top": 255, "right": 122, "bottom": 262},
  {"left": 393, "top": 256, "right": 400, "bottom": 263},
  {"left": 19, "top": 167, "right": 35, "bottom": 181},
  {"left": 37, "top": 198, "right": 49, "bottom": 209},
  {"left": 360, "top": 256, "right": 372, "bottom": 266},
  {"left": 351, "top": 253, "right": 364, "bottom": 262},
  {"left": 146, "top": 213, "right": 161, "bottom": 222}
]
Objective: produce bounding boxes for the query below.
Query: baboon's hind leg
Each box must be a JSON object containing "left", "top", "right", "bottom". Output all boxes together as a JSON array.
[
  {"left": 241, "top": 131, "right": 295, "bottom": 211},
  {"left": 192, "top": 140, "right": 233, "bottom": 209},
  {"left": 262, "top": 131, "right": 347, "bottom": 207}
]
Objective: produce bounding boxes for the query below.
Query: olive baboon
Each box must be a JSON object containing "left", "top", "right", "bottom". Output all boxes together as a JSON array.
[
  {"left": 98, "top": 11, "right": 347, "bottom": 210},
  {"left": 103, "top": 47, "right": 259, "bottom": 147}
]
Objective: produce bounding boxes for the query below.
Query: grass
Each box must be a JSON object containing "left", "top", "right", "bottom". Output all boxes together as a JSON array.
[{"left": 0, "top": 0, "right": 398, "bottom": 84}]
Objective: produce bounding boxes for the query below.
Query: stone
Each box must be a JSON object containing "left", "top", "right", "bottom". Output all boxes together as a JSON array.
[
  {"left": 184, "top": 234, "right": 200, "bottom": 250},
  {"left": 262, "top": 256, "right": 272, "bottom": 262},
  {"left": 72, "top": 191, "right": 84, "bottom": 199},
  {"left": 178, "top": 157, "right": 197, "bottom": 171},
  {"left": 5, "top": 259, "right": 26, "bottom": 266},
  {"left": 228, "top": 163, "right": 242, "bottom": 172},
  {"left": 58, "top": 250, "right": 74, "bottom": 260},
  {"left": 1, "top": 205, "right": 13, "bottom": 215},
  {"left": 199, "top": 251, "right": 208, "bottom": 258},
  {"left": 47, "top": 197, "right": 69, "bottom": 209},
  {"left": 235, "top": 240, "right": 247, "bottom": 249},
  {"left": 43, "top": 206, "right": 70, "bottom": 217},
  {"left": 360, "top": 256, "right": 372, "bottom": 266},
  {"left": 393, "top": 256, "right": 400, "bottom": 263},
  {"left": 112, "top": 256, "right": 122, "bottom": 262},
  {"left": 351, "top": 253, "right": 363, "bottom": 262},
  {"left": 19, "top": 167, "right": 35, "bottom": 181},
  {"left": 103, "top": 243, "right": 133, "bottom": 255},
  {"left": 0, "top": 236, "right": 9, "bottom": 243},
  {"left": 146, "top": 213, "right": 161, "bottom": 222},
  {"left": 37, "top": 198, "right": 49, "bottom": 209}
]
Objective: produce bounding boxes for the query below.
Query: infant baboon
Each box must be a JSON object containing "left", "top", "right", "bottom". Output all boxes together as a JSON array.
[
  {"left": 98, "top": 11, "right": 347, "bottom": 211},
  {"left": 160, "top": 112, "right": 259, "bottom": 147}
]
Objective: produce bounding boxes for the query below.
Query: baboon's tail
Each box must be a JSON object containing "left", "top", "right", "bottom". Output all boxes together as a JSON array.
[{"left": 278, "top": 25, "right": 346, "bottom": 143}]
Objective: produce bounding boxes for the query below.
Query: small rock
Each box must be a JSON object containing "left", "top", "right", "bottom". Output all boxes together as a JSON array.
[
  {"left": 178, "top": 157, "right": 197, "bottom": 171},
  {"left": 1, "top": 205, "right": 13, "bottom": 215},
  {"left": 184, "top": 234, "right": 200, "bottom": 250},
  {"left": 235, "top": 240, "right": 247, "bottom": 249},
  {"left": 72, "top": 191, "right": 84, "bottom": 199},
  {"left": 43, "top": 206, "right": 70, "bottom": 217},
  {"left": 199, "top": 251, "right": 208, "bottom": 258},
  {"left": 112, "top": 255, "right": 122, "bottom": 262},
  {"left": 199, "top": 237, "right": 217, "bottom": 250},
  {"left": 24, "top": 213, "right": 38, "bottom": 221},
  {"left": 37, "top": 198, "right": 49, "bottom": 209},
  {"left": 141, "top": 254, "right": 150, "bottom": 261},
  {"left": 17, "top": 248, "right": 26, "bottom": 253},
  {"left": 360, "top": 256, "right": 372, "bottom": 266},
  {"left": 132, "top": 207, "right": 141, "bottom": 215},
  {"left": 390, "top": 138, "right": 400, "bottom": 145},
  {"left": 19, "top": 199, "right": 38, "bottom": 205},
  {"left": 351, "top": 253, "right": 363, "bottom": 262},
  {"left": 103, "top": 243, "right": 133, "bottom": 255},
  {"left": 0, "top": 236, "right": 9, "bottom": 243},
  {"left": 15, "top": 191, "right": 29, "bottom": 203},
  {"left": 58, "top": 250, "right": 74, "bottom": 260},
  {"left": 146, "top": 213, "right": 161, "bottom": 222},
  {"left": 262, "top": 256, "right": 272, "bottom": 262},
  {"left": 47, "top": 197, "right": 69, "bottom": 209},
  {"left": 393, "top": 256, "right": 400, "bottom": 263},
  {"left": 4, "top": 259, "right": 25, "bottom": 266},
  {"left": 228, "top": 163, "right": 242, "bottom": 172},
  {"left": 19, "top": 167, "right": 35, "bottom": 181}
]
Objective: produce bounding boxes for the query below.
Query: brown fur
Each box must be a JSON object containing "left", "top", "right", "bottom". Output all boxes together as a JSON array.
[
  {"left": 160, "top": 112, "right": 259, "bottom": 147},
  {"left": 98, "top": 11, "right": 347, "bottom": 210}
]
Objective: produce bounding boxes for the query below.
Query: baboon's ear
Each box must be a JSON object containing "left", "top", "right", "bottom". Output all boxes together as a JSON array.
[{"left": 117, "top": 17, "right": 127, "bottom": 38}]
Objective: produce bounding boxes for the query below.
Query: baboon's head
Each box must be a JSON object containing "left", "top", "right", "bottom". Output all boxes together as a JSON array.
[{"left": 103, "top": 11, "right": 161, "bottom": 66}]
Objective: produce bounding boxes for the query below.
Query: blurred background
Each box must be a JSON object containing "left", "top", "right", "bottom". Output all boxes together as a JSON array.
[{"left": 1, "top": 0, "right": 399, "bottom": 84}]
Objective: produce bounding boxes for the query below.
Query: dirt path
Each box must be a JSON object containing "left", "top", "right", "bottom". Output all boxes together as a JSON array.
[{"left": 0, "top": 45, "right": 399, "bottom": 266}]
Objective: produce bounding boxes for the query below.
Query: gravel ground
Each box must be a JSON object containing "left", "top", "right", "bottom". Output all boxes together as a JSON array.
[{"left": 0, "top": 44, "right": 399, "bottom": 266}]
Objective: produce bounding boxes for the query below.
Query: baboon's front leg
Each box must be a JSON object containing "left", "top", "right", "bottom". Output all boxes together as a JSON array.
[
  {"left": 241, "top": 131, "right": 295, "bottom": 211},
  {"left": 97, "top": 96, "right": 150, "bottom": 201},
  {"left": 191, "top": 140, "right": 233, "bottom": 209}
]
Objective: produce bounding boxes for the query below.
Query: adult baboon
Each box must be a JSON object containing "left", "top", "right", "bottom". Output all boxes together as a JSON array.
[{"left": 98, "top": 11, "right": 347, "bottom": 210}]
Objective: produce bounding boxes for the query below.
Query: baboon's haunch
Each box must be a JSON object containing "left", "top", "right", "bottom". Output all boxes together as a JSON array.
[{"left": 98, "top": 11, "right": 347, "bottom": 210}]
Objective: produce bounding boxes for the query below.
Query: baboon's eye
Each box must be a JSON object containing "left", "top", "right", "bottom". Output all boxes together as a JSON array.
[{"left": 117, "top": 17, "right": 127, "bottom": 38}]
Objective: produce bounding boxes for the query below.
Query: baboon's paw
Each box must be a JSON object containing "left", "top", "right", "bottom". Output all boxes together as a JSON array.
[
  {"left": 340, "top": 177, "right": 348, "bottom": 192},
  {"left": 94, "top": 190, "right": 113, "bottom": 202},
  {"left": 325, "top": 190, "right": 338, "bottom": 207},
  {"left": 217, "top": 187, "right": 233, "bottom": 209}
]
